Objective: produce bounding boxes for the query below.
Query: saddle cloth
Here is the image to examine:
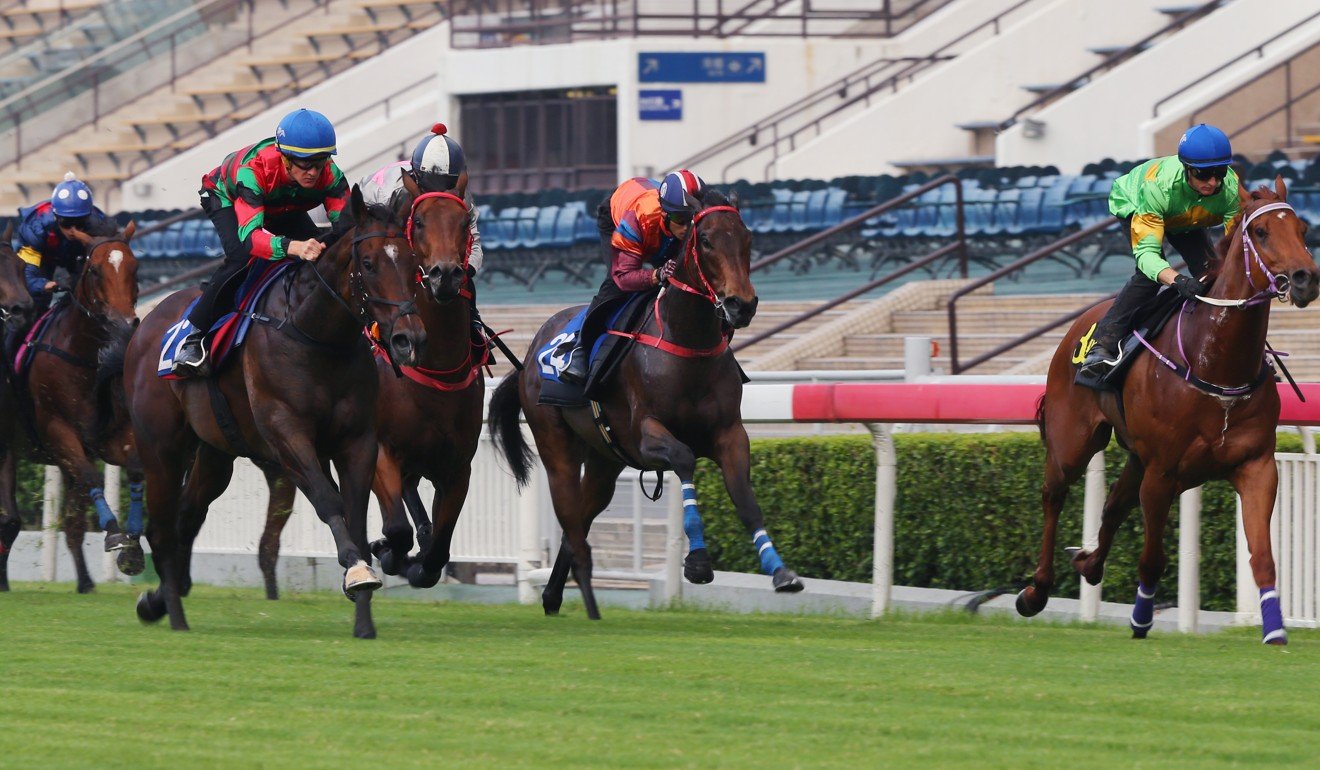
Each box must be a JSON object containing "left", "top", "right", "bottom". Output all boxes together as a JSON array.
[
  {"left": 536, "top": 292, "right": 654, "bottom": 407},
  {"left": 157, "top": 260, "right": 294, "bottom": 379}
]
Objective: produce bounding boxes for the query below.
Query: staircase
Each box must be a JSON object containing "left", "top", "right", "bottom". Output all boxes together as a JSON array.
[{"left": 0, "top": 0, "right": 446, "bottom": 211}]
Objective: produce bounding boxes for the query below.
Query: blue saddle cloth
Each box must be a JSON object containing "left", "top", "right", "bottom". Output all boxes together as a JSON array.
[
  {"left": 157, "top": 260, "right": 294, "bottom": 379},
  {"left": 536, "top": 293, "right": 653, "bottom": 406}
]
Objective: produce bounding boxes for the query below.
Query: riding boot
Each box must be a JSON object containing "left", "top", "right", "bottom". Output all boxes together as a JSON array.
[
  {"left": 560, "top": 280, "right": 623, "bottom": 386},
  {"left": 1081, "top": 273, "right": 1160, "bottom": 374}
]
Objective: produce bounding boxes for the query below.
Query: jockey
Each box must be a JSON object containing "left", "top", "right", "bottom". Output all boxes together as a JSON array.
[
  {"left": 171, "top": 108, "right": 353, "bottom": 377},
  {"left": 1080, "top": 123, "right": 1241, "bottom": 377},
  {"left": 558, "top": 169, "right": 704, "bottom": 386},
  {"left": 359, "top": 122, "right": 483, "bottom": 273}
]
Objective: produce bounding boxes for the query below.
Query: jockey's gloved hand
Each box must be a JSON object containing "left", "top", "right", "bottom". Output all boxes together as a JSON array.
[
  {"left": 656, "top": 259, "right": 678, "bottom": 285},
  {"left": 1173, "top": 273, "right": 1207, "bottom": 300}
]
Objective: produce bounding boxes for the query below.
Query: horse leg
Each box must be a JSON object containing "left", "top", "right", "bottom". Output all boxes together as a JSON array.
[
  {"left": 544, "top": 453, "right": 622, "bottom": 618},
  {"left": 43, "top": 421, "right": 129, "bottom": 559},
  {"left": 710, "top": 424, "right": 803, "bottom": 593},
  {"left": 1129, "top": 472, "right": 1177, "bottom": 639},
  {"left": 335, "top": 437, "right": 380, "bottom": 639},
  {"left": 114, "top": 464, "right": 147, "bottom": 576},
  {"left": 1071, "top": 453, "right": 1144, "bottom": 585},
  {"left": 403, "top": 480, "right": 431, "bottom": 552},
  {"left": 369, "top": 450, "right": 414, "bottom": 578},
  {"left": 538, "top": 443, "right": 589, "bottom": 617},
  {"left": 410, "top": 463, "right": 483, "bottom": 589},
  {"left": 175, "top": 444, "right": 236, "bottom": 599},
  {"left": 257, "top": 469, "right": 296, "bottom": 600},
  {"left": 136, "top": 436, "right": 194, "bottom": 631},
  {"left": 1017, "top": 402, "right": 1111, "bottom": 617},
  {"left": 0, "top": 445, "right": 22, "bottom": 592},
  {"left": 60, "top": 472, "right": 95, "bottom": 594},
  {"left": 1231, "top": 455, "right": 1287, "bottom": 645}
]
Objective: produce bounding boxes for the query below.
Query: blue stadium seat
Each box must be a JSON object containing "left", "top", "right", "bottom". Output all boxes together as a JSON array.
[{"left": 821, "top": 188, "right": 847, "bottom": 228}]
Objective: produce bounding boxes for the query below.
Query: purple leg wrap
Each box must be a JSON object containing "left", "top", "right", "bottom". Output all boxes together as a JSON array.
[
  {"left": 1130, "top": 581, "right": 1156, "bottom": 638},
  {"left": 1259, "top": 586, "right": 1287, "bottom": 644}
]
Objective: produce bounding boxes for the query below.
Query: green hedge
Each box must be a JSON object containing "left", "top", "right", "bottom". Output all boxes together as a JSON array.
[{"left": 693, "top": 432, "right": 1304, "bottom": 612}]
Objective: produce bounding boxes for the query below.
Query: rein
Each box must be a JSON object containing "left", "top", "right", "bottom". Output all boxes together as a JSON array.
[{"left": 407, "top": 190, "right": 475, "bottom": 299}]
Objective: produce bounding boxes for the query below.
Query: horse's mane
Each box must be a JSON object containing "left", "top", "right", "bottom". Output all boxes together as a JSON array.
[
  {"left": 80, "top": 216, "right": 121, "bottom": 238},
  {"left": 363, "top": 200, "right": 406, "bottom": 231},
  {"left": 701, "top": 188, "right": 735, "bottom": 209},
  {"left": 1199, "top": 185, "right": 1284, "bottom": 286}
]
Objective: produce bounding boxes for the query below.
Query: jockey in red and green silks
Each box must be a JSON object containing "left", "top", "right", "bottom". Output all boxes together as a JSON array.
[{"left": 171, "top": 108, "right": 352, "bottom": 377}]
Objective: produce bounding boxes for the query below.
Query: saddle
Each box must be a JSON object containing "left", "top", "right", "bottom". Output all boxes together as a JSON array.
[
  {"left": 536, "top": 292, "right": 655, "bottom": 407},
  {"left": 1073, "top": 288, "right": 1185, "bottom": 392},
  {"left": 157, "top": 260, "right": 294, "bottom": 379}
]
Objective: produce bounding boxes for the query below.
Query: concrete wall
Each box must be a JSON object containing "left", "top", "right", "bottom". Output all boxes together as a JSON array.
[{"left": 997, "top": 0, "right": 1320, "bottom": 170}]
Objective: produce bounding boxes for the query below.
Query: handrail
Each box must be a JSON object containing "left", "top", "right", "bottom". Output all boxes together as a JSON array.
[
  {"left": 1152, "top": 8, "right": 1320, "bottom": 117},
  {"left": 998, "top": 0, "right": 1222, "bottom": 133},
  {"left": 734, "top": 174, "right": 965, "bottom": 352},
  {"left": 946, "top": 218, "right": 1120, "bottom": 374},
  {"left": 671, "top": 0, "right": 1036, "bottom": 179},
  {"left": 1190, "top": 39, "right": 1320, "bottom": 147}
]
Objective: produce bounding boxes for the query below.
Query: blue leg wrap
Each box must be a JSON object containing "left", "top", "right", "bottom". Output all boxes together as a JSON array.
[
  {"left": 1130, "top": 581, "right": 1156, "bottom": 637},
  {"left": 1260, "top": 586, "right": 1287, "bottom": 644},
  {"left": 681, "top": 483, "right": 706, "bottom": 551},
  {"left": 752, "top": 529, "right": 785, "bottom": 575},
  {"left": 89, "top": 487, "right": 116, "bottom": 531},
  {"left": 127, "top": 481, "right": 145, "bottom": 537}
]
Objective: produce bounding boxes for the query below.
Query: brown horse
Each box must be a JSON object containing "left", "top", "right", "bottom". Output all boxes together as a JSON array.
[
  {"left": 0, "top": 220, "right": 144, "bottom": 593},
  {"left": 257, "top": 172, "right": 486, "bottom": 596},
  {"left": 0, "top": 226, "right": 36, "bottom": 588},
  {"left": 489, "top": 191, "right": 803, "bottom": 620},
  {"left": 120, "top": 187, "right": 423, "bottom": 637},
  {"left": 1022, "top": 180, "right": 1318, "bottom": 644}
]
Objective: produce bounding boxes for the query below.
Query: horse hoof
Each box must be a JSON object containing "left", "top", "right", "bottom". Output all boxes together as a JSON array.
[
  {"left": 116, "top": 542, "right": 145, "bottom": 576},
  {"left": 1015, "top": 588, "right": 1045, "bottom": 617},
  {"left": 1131, "top": 626, "right": 1150, "bottom": 640},
  {"left": 354, "top": 627, "right": 377, "bottom": 640},
  {"left": 136, "top": 591, "right": 167, "bottom": 624},
  {"left": 683, "top": 548, "right": 714, "bottom": 584},
  {"left": 1264, "top": 630, "right": 1288, "bottom": 646},
  {"left": 406, "top": 562, "right": 442, "bottom": 589},
  {"left": 416, "top": 523, "right": 433, "bottom": 552},
  {"left": 371, "top": 539, "right": 403, "bottom": 576},
  {"left": 772, "top": 567, "right": 804, "bottom": 593},
  {"left": 342, "top": 561, "right": 382, "bottom": 601},
  {"left": 103, "top": 532, "right": 130, "bottom": 552},
  {"left": 77, "top": 579, "right": 95, "bottom": 594}
]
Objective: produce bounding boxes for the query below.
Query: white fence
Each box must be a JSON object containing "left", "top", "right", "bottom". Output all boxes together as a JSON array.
[{"left": 1237, "top": 452, "right": 1320, "bottom": 628}]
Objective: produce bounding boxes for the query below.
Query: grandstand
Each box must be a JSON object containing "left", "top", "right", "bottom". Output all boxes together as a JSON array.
[{"left": 9, "top": 0, "right": 1320, "bottom": 377}]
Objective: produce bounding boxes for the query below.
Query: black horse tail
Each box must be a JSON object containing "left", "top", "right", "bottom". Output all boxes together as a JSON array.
[
  {"left": 488, "top": 371, "right": 533, "bottom": 488},
  {"left": 94, "top": 322, "right": 133, "bottom": 444},
  {"left": 1034, "top": 393, "right": 1047, "bottom": 443}
]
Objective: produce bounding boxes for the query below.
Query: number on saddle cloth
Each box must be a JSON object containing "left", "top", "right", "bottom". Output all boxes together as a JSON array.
[{"left": 536, "top": 293, "right": 652, "bottom": 396}]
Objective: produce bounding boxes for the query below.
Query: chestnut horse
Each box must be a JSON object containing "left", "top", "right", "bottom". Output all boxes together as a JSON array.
[
  {"left": 256, "top": 172, "right": 486, "bottom": 597},
  {"left": 489, "top": 191, "right": 803, "bottom": 620},
  {"left": 1021, "top": 180, "right": 1318, "bottom": 644},
  {"left": 0, "top": 227, "right": 35, "bottom": 588},
  {"left": 0, "top": 220, "right": 145, "bottom": 593},
  {"left": 120, "top": 188, "right": 423, "bottom": 638}
]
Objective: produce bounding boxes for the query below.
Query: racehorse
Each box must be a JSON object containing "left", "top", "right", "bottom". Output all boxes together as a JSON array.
[
  {"left": 257, "top": 171, "right": 486, "bottom": 596},
  {"left": 1021, "top": 180, "right": 1318, "bottom": 644},
  {"left": 120, "top": 187, "right": 423, "bottom": 638},
  {"left": 0, "top": 226, "right": 35, "bottom": 589},
  {"left": 489, "top": 190, "right": 803, "bottom": 620},
  {"left": 0, "top": 220, "right": 144, "bottom": 593}
]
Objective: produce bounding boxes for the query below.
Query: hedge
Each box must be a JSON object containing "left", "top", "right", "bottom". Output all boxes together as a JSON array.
[{"left": 693, "top": 432, "right": 1305, "bottom": 612}]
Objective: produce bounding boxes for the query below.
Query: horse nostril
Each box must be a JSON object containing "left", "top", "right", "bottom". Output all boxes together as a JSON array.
[{"left": 1292, "top": 269, "right": 1315, "bottom": 286}]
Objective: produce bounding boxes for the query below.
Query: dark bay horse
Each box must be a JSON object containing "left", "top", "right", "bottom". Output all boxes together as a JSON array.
[
  {"left": 489, "top": 192, "right": 803, "bottom": 620},
  {"left": 1022, "top": 180, "right": 1319, "bottom": 644},
  {"left": 0, "top": 227, "right": 35, "bottom": 588},
  {"left": 257, "top": 171, "right": 486, "bottom": 596},
  {"left": 121, "top": 187, "right": 424, "bottom": 637},
  {"left": 0, "top": 221, "right": 145, "bottom": 593}
]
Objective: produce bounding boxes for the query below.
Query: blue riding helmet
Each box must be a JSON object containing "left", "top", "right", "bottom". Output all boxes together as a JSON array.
[
  {"left": 51, "top": 171, "right": 94, "bottom": 218},
  {"left": 658, "top": 169, "right": 705, "bottom": 217},
  {"left": 275, "top": 108, "right": 337, "bottom": 158},
  {"left": 410, "top": 123, "right": 466, "bottom": 191},
  {"left": 1177, "top": 124, "right": 1232, "bottom": 169}
]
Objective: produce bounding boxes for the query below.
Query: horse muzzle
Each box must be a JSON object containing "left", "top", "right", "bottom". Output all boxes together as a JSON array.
[
  {"left": 720, "top": 295, "right": 758, "bottom": 329},
  {"left": 389, "top": 328, "right": 426, "bottom": 367},
  {"left": 0, "top": 302, "right": 32, "bottom": 327},
  {"left": 426, "top": 264, "right": 466, "bottom": 303},
  {"left": 1288, "top": 268, "right": 1320, "bottom": 308}
]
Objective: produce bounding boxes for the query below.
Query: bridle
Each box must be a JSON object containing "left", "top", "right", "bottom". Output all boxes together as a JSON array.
[
  {"left": 66, "top": 236, "right": 134, "bottom": 323},
  {"left": 407, "top": 191, "right": 475, "bottom": 298},
  {"left": 1192, "top": 201, "right": 1298, "bottom": 309}
]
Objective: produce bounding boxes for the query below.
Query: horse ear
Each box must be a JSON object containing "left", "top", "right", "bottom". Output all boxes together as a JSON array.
[
  {"left": 2, "top": 221, "right": 11, "bottom": 244},
  {"left": 350, "top": 183, "right": 368, "bottom": 223},
  {"left": 400, "top": 168, "right": 421, "bottom": 199},
  {"left": 1275, "top": 174, "right": 1288, "bottom": 201},
  {"left": 1238, "top": 184, "right": 1251, "bottom": 207},
  {"left": 455, "top": 169, "right": 469, "bottom": 199},
  {"left": 122, "top": 220, "right": 136, "bottom": 241},
  {"left": 728, "top": 190, "right": 740, "bottom": 210}
]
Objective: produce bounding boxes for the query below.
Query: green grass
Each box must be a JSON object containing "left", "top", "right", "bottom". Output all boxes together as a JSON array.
[{"left": 3, "top": 583, "right": 1318, "bottom": 769}]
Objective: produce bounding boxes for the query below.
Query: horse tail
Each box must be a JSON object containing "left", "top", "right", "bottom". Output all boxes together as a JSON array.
[
  {"left": 489, "top": 371, "right": 533, "bottom": 488},
  {"left": 1034, "top": 393, "right": 1047, "bottom": 443},
  {"left": 94, "top": 322, "right": 133, "bottom": 443}
]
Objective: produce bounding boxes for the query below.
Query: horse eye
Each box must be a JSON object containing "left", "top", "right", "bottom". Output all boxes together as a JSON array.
[
  {"left": 362, "top": 259, "right": 374, "bottom": 272},
  {"left": 1254, "top": 226, "right": 1267, "bottom": 239}
]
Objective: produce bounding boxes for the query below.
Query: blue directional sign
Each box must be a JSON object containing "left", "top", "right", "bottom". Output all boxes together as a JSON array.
[
  {"left": 638, "top": 52, "right": 766, "bottom": 83},
  {"left": 639, "top": 89, "right": 683, "bottom": 121}
]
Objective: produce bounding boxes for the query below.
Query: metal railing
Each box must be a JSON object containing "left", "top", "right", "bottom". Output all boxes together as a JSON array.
[
  {"left": 733, "top": 174, "right": 966, "bottom": 352},
  {"left": 1189, "top": 38, "right": 1320, "bottom": 150},
  {"left": 449, "top": 0, "right": 955, "bottom": 49},
  {"left": 945, "top": 218, "right": 1121, "bottom": 374},
  {"left": 671, "top": 0, "right": 1036, "bottom": 181}
]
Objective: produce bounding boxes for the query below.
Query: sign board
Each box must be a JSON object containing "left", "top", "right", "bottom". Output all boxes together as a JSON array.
[
  {"left": 638, "top": 52, "right": 766, "bottom": 83},
  {"left": 639, "top": 89, "right": 683, "bottom": 121}
]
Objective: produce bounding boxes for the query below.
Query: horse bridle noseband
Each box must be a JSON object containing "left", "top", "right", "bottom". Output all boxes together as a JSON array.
[
  {"left": 407, "top": 191, "right": 475, "bottom": 275},
  {"left": 1193, "top": 201, "right": 1299, "bottom": 309}
]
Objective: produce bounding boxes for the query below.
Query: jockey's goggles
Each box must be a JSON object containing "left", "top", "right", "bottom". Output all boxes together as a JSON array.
[
  {"left": 1184, "top": 164, "right": 1228, "bottom": 182},
  {"left": 286, "top": 154, "right": 331, "bottom": 172},
  {"left": 666, "top": 211, "right": 694, "bottom": 227}
]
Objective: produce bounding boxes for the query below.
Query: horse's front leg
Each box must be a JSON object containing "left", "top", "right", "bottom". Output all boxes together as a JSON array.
[
  {"left": 635, "top": 417, "right": 712, "bottom": 585},
  {"left": 335, "top": 435, "right": 380, "bottom": 640},
  {"left": 60, "top": 471, "right": 95, "bottom": 594},
  {"left": 368, "top": 448, "right": 413, "bottom": 578},
  {"left": 0, "top": 443, "right": 22, "bottom": 591},
  {"left": 104, "top": 424, "right": 147, "bottom": 575},
  {"left": 408, "top": 465, "right": 471, "bottom": 589},
  {"left": 1232, "top": 454, "right": 1287, "bottom": 645},
  {"left": 711, "top": 423, "right": 803, "bottom": 593},
  {"left": 1130, "top": 471, "right": 1178, "bottom": 639},
  {"left": 257, "top": 468, "right": 296, "bottom": 600},
  {"left": 44, "top": 420, "right": 129, "bottom": 559}
]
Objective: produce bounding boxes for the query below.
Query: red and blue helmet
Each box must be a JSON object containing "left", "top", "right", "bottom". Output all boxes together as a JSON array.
[
  {"left": 1177, "top": 124, "right": 1232, "bottom": 169},
  {"left": 275, "top": 108, "right": 337, "bottom": 159},
  {"left": 658, "top": 169, "right": 705, "bottom": 218},
  {"left": 410, "top": 123, "right": 466, "bottom": 192},
  {"left": 51, "top": 171, "right": 94, "bottom": 218}
]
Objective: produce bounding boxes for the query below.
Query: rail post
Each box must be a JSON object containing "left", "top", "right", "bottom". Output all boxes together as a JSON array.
[
  {"left": 1178, "top": 486, "right": 1202, "bottom": 633},
  {"left": 41, "top": 467, "right": 61, "bottom": 582},
  {"left": 868, "top": 422, "right": 896, "bottom": 617},
  {"left": 1080, "top": 451, "right": 1104, "bottom": 621}
]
